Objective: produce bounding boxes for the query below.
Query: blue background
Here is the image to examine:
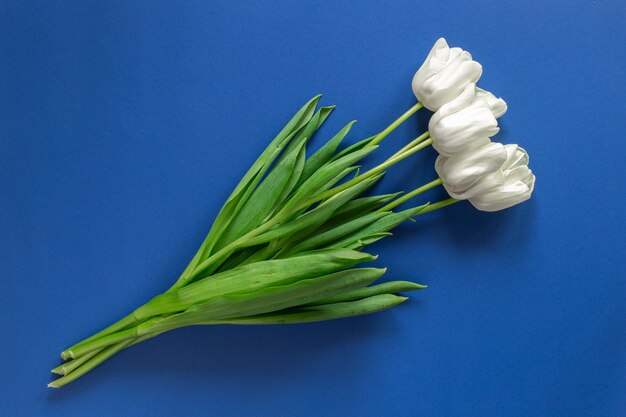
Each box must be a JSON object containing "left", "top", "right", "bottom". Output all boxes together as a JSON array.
[{"left": 1, "top": 1, "right": 625, "bottom": 416}]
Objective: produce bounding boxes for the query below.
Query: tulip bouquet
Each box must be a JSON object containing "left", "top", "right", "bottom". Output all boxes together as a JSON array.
[{"left": 50, "top": 38, "right": 535, "bottom": 388}]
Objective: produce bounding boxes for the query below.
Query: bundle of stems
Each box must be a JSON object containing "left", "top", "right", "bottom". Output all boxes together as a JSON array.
[{"left": 50, "top": 96, "right": 455, "bottom": 388}]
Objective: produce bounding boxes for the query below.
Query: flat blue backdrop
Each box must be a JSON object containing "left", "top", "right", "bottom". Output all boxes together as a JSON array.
[{"left": 1, "top": 1, "right": 624, "bottom": 416}]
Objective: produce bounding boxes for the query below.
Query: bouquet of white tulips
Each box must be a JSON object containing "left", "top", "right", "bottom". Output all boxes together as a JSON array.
[{"left": 50, "top": 38, "right": 535, "bottom": 388}]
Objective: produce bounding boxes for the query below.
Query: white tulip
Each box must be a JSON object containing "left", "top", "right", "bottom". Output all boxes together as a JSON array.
[
  {"left": 466, "top": 145, "right": 536, "bottom": 212},
  {"left": 429, "top": 83, "right": 507, "bottom": 157},
  {"left": 435, "top": 142, "right": 507, "bottom": 199},
  {"left": 412, "top": 38, "right": 483, "bottom": 111}
]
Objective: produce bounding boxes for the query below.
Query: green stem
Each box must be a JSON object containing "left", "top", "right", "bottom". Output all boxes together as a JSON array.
[
  {"left": 61, "top": 231, "right": 214, "bottom": 357},
  {"left": 68, "top": 327, "right": 138, "bottom": 359},
  {"left": 377, "top": 178, "right": 443, "bottom": 213},
  {"left": 302, "top": 138, "right": 434, "bottom": 207},
  {"left": 369, "top": 102, "right": 423, "bottom": 146},
  {"left": 50, "top": 332, "right": 163, "bottom": 387},
  {"left": 52, "top": 349, "right": 100, "bottom": 376},
  {"left": 61, "top": 313, "right": 138, "bottom": 360},
  {"left": 49, "top": 340, "right": 134, "bottom": 388},
  {"left": 417, "top": 197, "right": 459, "bottom": 214},
  {"left": 392, "top": 131, "right": 430, "bottom": 158}
]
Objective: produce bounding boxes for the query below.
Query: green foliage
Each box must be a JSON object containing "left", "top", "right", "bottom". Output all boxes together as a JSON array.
[
  {"left": 215, "top": 294, "right": 408, "bottom": 325},
  {"left": 53, "top": 96, "right": 434, "bottom": 388}
]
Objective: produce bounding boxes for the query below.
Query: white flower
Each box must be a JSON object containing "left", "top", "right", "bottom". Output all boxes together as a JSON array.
[
  {"left": 435, "top": 142, "right": 507, "bottom": 199},
  {"left": 429, "top": 83, "right": 507, "bottom": 157},
  {"left": 412, "top": 38, "right": 483, "bottom": 111},
  {"left": 466, "top": 145, "right": 536, "bottom": 212}
]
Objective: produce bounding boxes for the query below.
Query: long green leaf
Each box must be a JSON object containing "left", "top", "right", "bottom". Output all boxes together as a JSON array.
[
  {"left": 264, "top": 106, "right": 334, "bottom": 218},
  {"left": 277, "top": 145, "right": 378, "bottom": 218},
  {"left": 295, "top": 120, "right": 356, "bottom": 190},
  {"left": 226, "top": 95, "right": 321, "bottom": 200},
  {"left": 330, "top": 135, "right": 376, "bottom": 161},
  {"left": 212, "top": 294, "right": 407, "bottom": 325},
  {"left": 176, "top": 95, "right": 322, "bottom": 284},
  {"left": 330, "top": 204, "right": 429, "bottom": 249},
  {"left": 307, "top": 281, "right": 425, "bottom": 306},
  {"left": 215, "top": 166, "right": 361, "bottom": 270},
  {"left": 213, "top": 139, "right": 308, "bottom": 251},
  {"left": 134, "top": 249, "right": 376, "bottom": 318},
  {"left": 282, "top": 211, "right": 391, "bottom": 256},
  {"left": 240, "top": 174, "right": 383, "bottom": 248},
  {"left": 345, "top": 232, "right": 392, "bottom": 250},
  {"left": 294, "top": 106, "right": 334, "bottom": 147},
  {"left": 139, "top": 268, "right": 387, "bottom": 333},
  {"left": 266, "top": 140, "right": 307, "bottom": 219},
  {"left": 328, "top": 193, "right": 401, "bottom": 223}
]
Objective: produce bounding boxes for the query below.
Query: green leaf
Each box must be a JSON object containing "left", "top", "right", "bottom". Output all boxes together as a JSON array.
[
  {"left": 330, "top": 135, "right": 376, "bottom": 161},
  {"left": 328, "top": 193, "right": 401, "bottom": 223},
  {"left": 190, "top": 166, "right": 363, "bottom": 279},
  {"left": 295, "top": 121, "right": 356, "bottom": 190},
  {"left": 316, "top": 105, "right": 335, "bottom": 126},
  {"left": 266, "top": 139, "right": 307, "bottom": 220},
  {"left": 201, "top": 268, "right": 385, "bottom": 319},
  {"left": 139, "top": 268, "right": 387, "bottom": 333},
  {"left": 215, "top": 165, "right": 361, "bottom": 269},
  {"left": 240, "top": 174, "right": 383, "bottom": 248},
  {"left": 213, "top": 294, "right": 407, "bottom": 325},
  {"left": 228, "top": 95, "right": 321, "bottom": 200},
  {"left": 134, "top": 249, "right": 376, "bottom": 319},
  {"left": 213, "top": 245, "right": 265, "bottom": 273},
  {"left": 269, "top": 172, "right": 386, "bottom": 252},
  {"left": 345, "top": 232, "right": 392, "bottom": 250},
  {"left": 213, "top": 139, "right": 308, "bottom": 251},
  {"left": 177, "top": 95, "right": 322, "bottom": 282},
  {"left": 278, "top": 145, "right": 378, "bottom": 218},
  {"left": 306, "top": 280, "right": 426, "bottom": 306},
  {"left": 264, "top": 105, "right": 334, "bottom": 218},
  {"left": 282, "top": 211, "right": 390, "bottom": 256},
  {"left": 213, "top": 105, "right": 339, "bottom": 251},
  {"left": 330, "top": 204, "right": 430, "bottom": 249},
  {"left": 294, "top": 106, "right": 334, "bottom": 147}
]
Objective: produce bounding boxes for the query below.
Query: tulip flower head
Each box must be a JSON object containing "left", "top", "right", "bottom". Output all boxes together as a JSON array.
[
  {"left": 412, "top": 38, "right": 483, "bottom": 111},
  {"left": 435, "top": 142, "right": 508, "bottom": 199},
  {"left": 429, "top": 83, "right": 507, "bottom": 157},
  {"left": 466, "top": 145, "right": 536, "bottom": 212}
]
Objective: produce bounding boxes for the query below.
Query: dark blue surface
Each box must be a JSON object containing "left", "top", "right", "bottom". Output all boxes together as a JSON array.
[{"left": 1, "top": 1, "right": 625, "bottom": 416}]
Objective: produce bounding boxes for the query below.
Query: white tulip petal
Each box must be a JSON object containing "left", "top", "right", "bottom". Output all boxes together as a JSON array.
[
  {"left": 469, "top": 173, "right": 534, "bottom": 211},
  {"left": 430, "top": 102, "right": 498, "bottom": 156},
  {"left": 412, "top": 38, "right": 483, "bottom": 111},
  {"left": 429, "top": 83, "right": 477, "bottom": 127},
  {"left": 463, "top": 170, "right": 506, "bottom": 199},
  {"left": 436, "top": 143, "right": 507, "bottom": 196},
  {"left": 466, "top": 154, "right": 535, "bottom": 211},
  {"left": 501, "top": 145, "right": 529, "bottom": 170},
  {"left": 476, "top": 88, "right": 508, "bottom": 118}
]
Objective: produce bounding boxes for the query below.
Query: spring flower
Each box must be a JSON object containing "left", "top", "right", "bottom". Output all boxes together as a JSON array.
[
  {"left": 435, "top": 142, "right": 507, "bottom": 199},
  {"left": 412, "top": 38, "right": 483, "bottom": 111},
  {"left": 466, "top": 144, "right": 536, "bottom": 212},
  {"left": 429, "top": 83, "right": 507, "bottom": 157}
]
